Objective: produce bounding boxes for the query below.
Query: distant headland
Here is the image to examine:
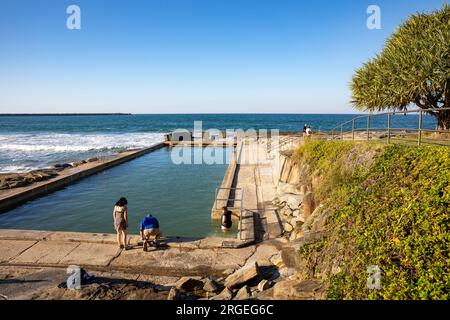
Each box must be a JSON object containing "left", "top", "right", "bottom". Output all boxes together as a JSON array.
[{"left": 0, "top": 113, "right": 132, "bottom": 117}]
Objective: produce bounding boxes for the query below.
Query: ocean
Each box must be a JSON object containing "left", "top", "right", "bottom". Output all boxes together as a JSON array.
[{"left": 0, "top": 114, "right": 436, "bottom": 173}]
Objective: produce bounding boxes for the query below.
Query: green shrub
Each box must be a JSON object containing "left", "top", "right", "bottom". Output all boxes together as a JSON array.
[{"left": 296, "top": 141, "right": 450, "bottom": 300}]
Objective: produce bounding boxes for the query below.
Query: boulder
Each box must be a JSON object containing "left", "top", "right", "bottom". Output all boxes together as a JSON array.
[
  {"left": 277, "top": 182, "right": 302, "bottom": 195},
  {"left": 283, "top": 222, "right": 294, "bottom": 233},
  {"left": 210, "top": 287, "right": 233, "bottom": 300},
  {"left": 175, "top": 277, "right": 204, "bottom": 292},
  {"left": 87, "top": 157, "right": 99, "bottom": 163},
  {"left": 224, "top": 262, "right": 259, "bottom": 289},
  {"left": 167, "top": 287, "right": 182, "bottom": 300},
  {"left": 273, "top": 279, "right": 321, "bottom": 300},
  {"left": 203, "top": 278, "right": 220, "bottom": 293},
  {"left": 269, "top": 253, "right": 285, "bottom": 268},
  {"left": 280, "top": 206, "right": 293, "bottom": 218},
  {"left": 222, "top": 268, "right": 235, "bottom": 277},
  {"left": 257, "top": 279, "right": 270, "bottom": 292},
  {"left": 287, "top": 195, "right": 303, "bottom": 210},
  {"left": 234, "top": 285, "right": 250, "bottom": 300}
]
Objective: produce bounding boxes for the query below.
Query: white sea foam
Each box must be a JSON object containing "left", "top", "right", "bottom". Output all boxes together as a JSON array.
[
  {"left": 0, "top": 133, "right": 165, "bottom": 153},
  {"left": 0, "top": 132, "right": 165, "bottom": 173}
]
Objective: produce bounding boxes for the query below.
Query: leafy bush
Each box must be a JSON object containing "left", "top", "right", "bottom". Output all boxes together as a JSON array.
[{"left": 295, "top": 141, "right": 450, "bottom": 300}]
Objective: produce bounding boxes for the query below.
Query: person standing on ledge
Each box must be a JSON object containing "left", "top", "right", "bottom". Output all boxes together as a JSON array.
[
  {"left": 221, "top": 206, "right": 234, "bottom": 231},
  {"left": 113, "top": 197, "right": 128, "bottom": 250}
]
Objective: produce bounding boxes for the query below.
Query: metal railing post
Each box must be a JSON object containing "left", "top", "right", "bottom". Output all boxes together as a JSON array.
[
  {"left": 387, "top": 112, "right": 391, "bottom": 144},
  {"left": 367, "top": 114, "right": 371, "bottom": 141},
  {"left": 418, "top": 110, "right": 423, "bottom": 146},
  {"left": 352, "top": 120, "right": 355, "bottom": 141},
  {"left": 341, "top": 125, "right": 343, "bottom": 140}
]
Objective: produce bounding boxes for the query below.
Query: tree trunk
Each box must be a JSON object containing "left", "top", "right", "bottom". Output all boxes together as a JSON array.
[{"left": 436, "top": 109, "right": 450, "bottom": 131}]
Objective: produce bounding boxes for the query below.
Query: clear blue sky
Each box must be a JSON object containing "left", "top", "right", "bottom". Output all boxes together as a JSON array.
[{"left": 0, "top": 0, "right": 446, "bottom": 114}]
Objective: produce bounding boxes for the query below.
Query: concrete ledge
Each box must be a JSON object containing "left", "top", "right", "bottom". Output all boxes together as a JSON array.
[
  {"left": 0, "top": 143, "right": 165, "bottom": 214},
  {"left": 0, "top": 229, "right": 257, "bottom": 277}
]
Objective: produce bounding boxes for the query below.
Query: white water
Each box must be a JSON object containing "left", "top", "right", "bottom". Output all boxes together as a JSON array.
[{"left": 0, "top": 133, "right": 165, "bottom": 173}]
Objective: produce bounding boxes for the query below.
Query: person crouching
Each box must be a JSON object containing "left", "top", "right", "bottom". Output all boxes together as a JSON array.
[{"left": 140, "top": 213, "right": 161, "bottom": 251}]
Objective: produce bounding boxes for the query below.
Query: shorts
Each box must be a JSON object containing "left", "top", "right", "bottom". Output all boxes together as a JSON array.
[{"left": 143, "top": 228, "right": 160, "bottom": 239}]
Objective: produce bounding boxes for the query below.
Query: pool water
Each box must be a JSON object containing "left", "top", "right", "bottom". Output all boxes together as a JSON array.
[{"left": 0, "top": 147, "right": 238, "bottom": 238}]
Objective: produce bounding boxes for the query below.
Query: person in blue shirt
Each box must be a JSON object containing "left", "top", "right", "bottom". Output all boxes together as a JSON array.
[{"left": 140, "top": 214, "right": 161, "bottom": 251}]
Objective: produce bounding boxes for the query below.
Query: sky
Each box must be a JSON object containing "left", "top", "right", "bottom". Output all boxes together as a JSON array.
[{"left": 0, "top": 0, "right": 447, "bottom": 114}]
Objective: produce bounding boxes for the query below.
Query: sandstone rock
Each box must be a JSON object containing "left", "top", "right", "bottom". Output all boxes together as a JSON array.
[
  {"left": 167, "top": 287, "right": 182, "bottom": 300},
  {"left": 234, "top": 285, "right": 250, "bottom": 300},
  {"left": 279, "top": 267, "right": 297, "bottom": 278},
  {"left": 273, "top": 279, "right": 321, "bottom": 299},
  {"left": 277, "top": 182, "right": 302, "bottom": 195},
  {"left": 257, "top": 279, "right": 270, "bottom": 292},
  {"left": 210, "top": 287, "right": 233, "bottom": 300},
  {"left": 224, "top": 262, "right": 259, "bottom": 289},
  {"left": 222, "top": 268, "right": 235, "bottom": 277},
  {"left": 290, "top": 217, "right": 304, "bottom": 229},
  {"left": 283, "top": 222, "right": 294, "bottom": 233},
  {"left": 292, "top": 209, "right": 302, "bottom": 217},
  {"left": 175, "top": 277, "right": 204, "bottom": 292},
  {"left": 269, "top": 253, "right": 285, "bottom": 268},
  {"left": 286, "top": 195, "right": 303, "bottom": 210},
  {"left": 203, "top": 278, "right": 220, "bottom": 293},
  {"left": 302, "top": 192, "right": 315, "bottom": 218},
  {"left": 280, "top": 206, "right": 293, "bottom": 218}
]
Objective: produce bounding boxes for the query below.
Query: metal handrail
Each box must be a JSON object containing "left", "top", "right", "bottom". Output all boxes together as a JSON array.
[{"left": 323, "top": 107, "right": 450, "bottom": 146}]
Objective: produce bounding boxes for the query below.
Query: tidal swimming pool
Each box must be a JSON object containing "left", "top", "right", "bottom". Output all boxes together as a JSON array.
[{"left": 0, "top": 147, "right": 238, "bottom": 238}]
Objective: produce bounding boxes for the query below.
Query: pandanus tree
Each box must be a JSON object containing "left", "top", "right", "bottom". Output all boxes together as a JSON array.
[{"left": 351, "top": 4, "right": 450, "bottom": 130}]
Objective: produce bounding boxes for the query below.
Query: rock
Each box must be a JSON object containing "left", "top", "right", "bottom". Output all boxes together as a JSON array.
[
  {"left": 287, "top": 195, "right": 303, "bottom": 210},
  {"left": 73, "top": 160, "right": 87, "bottom": 167},
  {"left": 87, "top": 157, "right": 99, "bottom": 163},
  {"left": 290, "top": 217, "right": 304, "bottom": 229},
  {"left": 257, "top": 279, "right": 270, "bottom": 292},
  {"left": 222, "top": 268, "right": 235, "bottom": 277},
  {"left": 289, "top": 231, "right": 300, "bottom": 241},
  {"left": 224, "top": 262, "right": 259, "bottom": 289},
  {"left": 8, "top": 180, "right": 29, "bottom": 188},
  {"left": 167, "top": 287, "right": 182, "bottom": 300},
  {"left": 273, "top": 279, "right": 321, "bottom": 299},
  {"left": 269, "top": 253, "right": 285, "bottom": 268},
  {"left": 278, "top": 267, "right": 297, "bottom": 278},
  {"left": 302, "top": 192, "right": 315, "bottom": 218},
  {"left": 234, "top": 285, "right": 250, "bottom": 300},
  {"left": 203, "top": 278, "right": 220, "bottom": 293},
  {"left": 277, "top": 182, "right": 302, "bottom": 195},
  {"left": 280, "top": 206, "right": 293, "bottom": 218},
  {"left": 300, "top": 185, "right": 308, "bottom": 194},
  {"left": 175, "top": 277, "right": 204, "bottom": 292},
  {"left": 210, "top": 287, "right": 233, "bottom": 300},
  {"left": 54, "top": 163, "right": 72, "bottom": 169},
  {"left": 284, "top": 222, "right": 294, "bottom": 233},
  {"left": 292, "top": 209, "right": 302, "bottom": 217}
]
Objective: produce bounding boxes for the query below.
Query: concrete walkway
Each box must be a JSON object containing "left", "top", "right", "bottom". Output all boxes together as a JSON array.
[
  {"left": 0, "top": 229, "right": 260, "bottom": 277},
  {"left": 236, "top": 138, "right": 283, "bottom": 240}
]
